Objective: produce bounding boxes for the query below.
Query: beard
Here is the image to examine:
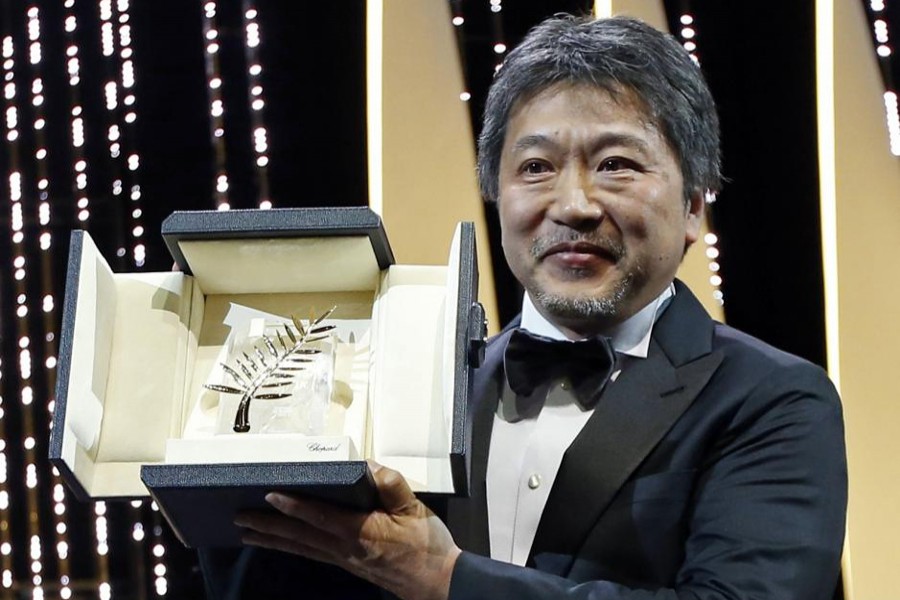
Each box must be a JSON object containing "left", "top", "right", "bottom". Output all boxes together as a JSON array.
[
  {"left": 532, "top": 271, "right": 636, "bottom": 320},
  {"left": 527, "top": 231, "right": 643, "bottom": 321}
]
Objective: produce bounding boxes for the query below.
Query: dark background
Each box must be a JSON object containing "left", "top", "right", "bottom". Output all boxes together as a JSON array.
[{"left": 0, "top": 0, "right": 896, "bottom": 596}]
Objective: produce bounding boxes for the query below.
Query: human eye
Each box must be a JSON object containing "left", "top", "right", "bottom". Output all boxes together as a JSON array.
[
  {"left": 520, "top": 159, "right": 553, "bottom": 175},
  {"left": 598, "top": 157, "right": 640, "bottom": 172}
]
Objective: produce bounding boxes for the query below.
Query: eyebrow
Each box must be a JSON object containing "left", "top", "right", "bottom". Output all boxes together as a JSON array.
[
  {"left": 509, "top": 131, "right": 653, "bottom": 157},
  {"left": 509, "top": 134, "right": 559, "bottom": 154}
]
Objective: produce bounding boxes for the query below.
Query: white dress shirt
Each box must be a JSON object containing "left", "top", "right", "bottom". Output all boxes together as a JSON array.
[{"left": 486, "top": 283, "right": 674, "bottom": 565}]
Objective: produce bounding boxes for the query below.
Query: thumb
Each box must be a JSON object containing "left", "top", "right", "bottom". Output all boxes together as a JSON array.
[{"left": 368, "top": 460, "right": 417, "bottom": 515}]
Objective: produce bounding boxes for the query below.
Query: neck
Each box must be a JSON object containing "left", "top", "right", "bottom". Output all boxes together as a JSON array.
[{"left": 520, "top": 283, "right": 675, "bottom": 357}]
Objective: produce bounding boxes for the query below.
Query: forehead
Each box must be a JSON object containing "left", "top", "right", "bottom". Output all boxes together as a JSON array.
[{"left": 503, "top": 83, "right": 664, "bottom": 146}]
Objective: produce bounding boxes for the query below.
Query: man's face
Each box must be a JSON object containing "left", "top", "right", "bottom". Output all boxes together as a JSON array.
[{"left": 497, "top": 83, "right": 703, "bottom": 337}]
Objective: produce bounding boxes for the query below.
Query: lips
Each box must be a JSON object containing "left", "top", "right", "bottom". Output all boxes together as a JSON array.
[
  {"left": 529, "top": 231, "right": 625, "bottom": 273},
  {"left": 542, "top": 241, "right": 615, "bottom": 260}
]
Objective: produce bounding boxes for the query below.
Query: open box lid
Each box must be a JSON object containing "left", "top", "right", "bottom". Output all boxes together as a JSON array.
[
  {"left": 162, "top": 206, "right": 395, "bottom": 277},
  {"left": 50, "top": 207, "right": 484, "bottom": 545}
]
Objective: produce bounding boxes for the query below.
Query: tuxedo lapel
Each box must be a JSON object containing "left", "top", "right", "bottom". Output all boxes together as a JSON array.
[{"left": 528, "top": 284, "right": 723, "bottom": 569}]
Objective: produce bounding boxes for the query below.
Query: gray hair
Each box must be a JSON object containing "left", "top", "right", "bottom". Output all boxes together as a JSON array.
[{"left": 477, "top": 15, "right": 722, "bottom": 203}]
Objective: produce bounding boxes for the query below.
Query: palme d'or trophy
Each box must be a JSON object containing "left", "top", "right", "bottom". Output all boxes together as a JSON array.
[{"left": 204, "top": 307, "right": 337, "bottom": 434}]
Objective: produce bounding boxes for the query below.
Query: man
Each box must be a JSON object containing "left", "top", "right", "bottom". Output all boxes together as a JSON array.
[{"left": 217, "top": 15, "right": 847, "bottom": 599}]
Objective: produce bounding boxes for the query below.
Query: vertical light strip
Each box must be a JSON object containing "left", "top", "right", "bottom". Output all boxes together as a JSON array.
[
  {"left": 94, "top": 2, "right": 115, "bottom": 593},
  {"left": 100, "top": 0, "right": 128, "bottom": 267},
  {"left": 592, "top": 0, "right": 613, "bottom": 18},
  {"left": 63, "top": 0, "right": 91, "bottom": 225},
  {"left": 241, "top": 2, "right": 271, "bottom": 209},
  {"left": 94, "top": 501, "right": 110, "bottom": 599},
  {"left": 703, "top": 230, "right": 725, "bottom": 306},
  {"left": 867, "top": 0, "right": 900, "bottom": 155},
  {"left": 870, "top": 0, "right": 892, "bottom": 57},
  {"left": 4, "top": 14, "right": 43, "bottom": 597},
  {"left": 3, "top": 13, "right": 44, "bottom": 597},
  {"left": 150, "top": 502, "right": 167, "bottom": 596},
  {"left": 125, "top": 499, "right": 150, "bottom": 597},
  {"left": 0, "top": 32, "right": 17, "bottom": 596},
  {"left": 25, "top": 13, "right": 45, "bottom": 592},
  {"left": 885, "top": 90, "right": 900, "bottom": 154},
  {"left": 26, "top": 6, "right": 72, "bottom": 597},
  {"left": 202, "top": 1, "right": 230, "bottom": 210},
  {"left": 116, "top": 0, "right": 146, "bottom": 268},
  {"left": 676, "top": 13, "right": 701, "bottom": 65},
  {"left": 51, "top": 474, "right": 71, "bottom": 599},
  {"left": 673, "top": 11, "right": 725, "bottom": 307},
  {"left": 815, "top": 0, "right": 841, "bottom": 392},
  {"left": 60, "top": 5, "right": 89, "bottom": 587},
  {"left": 814, "top": 3, "right": 849, "bottom": 593},
  {"left": 20, "top": 39, "right": 40, "bottom": 597},
  {"left": 115, "top": 4, "right": 154, "bottom": 590},
  {"left": 449, "top": 1, "right": 471, "bottom": 103},
  {"left": 487, "top": 0, "right": 507, "bottom": 70},
  {"left": 366, "top": 0, "right": 383, "bottom": 215}
]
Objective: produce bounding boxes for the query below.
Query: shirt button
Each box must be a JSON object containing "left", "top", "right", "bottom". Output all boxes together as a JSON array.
[
  {"left": 560, "top": 380, "right": 571, "bottom": 391},
  {"left": 527, "top": 473, "right": 542, "bottom": 490}
]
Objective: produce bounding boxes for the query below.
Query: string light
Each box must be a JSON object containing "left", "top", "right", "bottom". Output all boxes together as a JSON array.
[
  {"left": 150, "top": 502, "right": 167, "bottom": 596},
  {"left": 2, "top": 27, "right": 23, "bottom": 598},
  {"left": 65, "top": 1, "right": 91, "bottom": 223},
  {"left": 704, "top": 230, "right": 725, "bottom": 306},
  {"left": 676, "top": 10, "right": 724, "bottom": 305},
  {"left": 1, "top": 1, "right": 168, "bottom": 594},
  {"left": 25, "top": 3, "right": 70, "bottom": 588},
  {"left": 487, "top": 0, "right": 507, "bottom": 71},
  {"left": 866, "top": 1, "right": 898, "bottom": 155},
  {"left": 4, "top": 11, "right": 51, "bottom": 593},
  {"left": 242, "top": 3, "right": 271, "bottom": 208},
  {"left": 27, "top": 7, "right": 73, "bottom": 598},
  {"left": 677, "top": 13, "right": 700, "bottom": 64},
  {"left": 114, "top": 0, "right": 146, "bottom": 268},
  {"left": 0, "top": 235, "right": 12, "bottom": 598},
  {"left": 449, "top": 1, "right": 470, "bottom": 103},
  {"left": 885, "top": 91, "right": 900, "bottom": 155},
  {"left": 202, "top": 1, "right": 230, "bottom": 209}
]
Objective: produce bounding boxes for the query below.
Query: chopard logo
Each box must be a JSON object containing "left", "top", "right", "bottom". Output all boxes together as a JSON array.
[{"left": 307, "top": 442, "right": 341, "bottom": 452}]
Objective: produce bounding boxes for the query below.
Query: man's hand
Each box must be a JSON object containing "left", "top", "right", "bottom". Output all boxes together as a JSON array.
[{"left": 235, "top": 461, "right": 461, "bottom": 600}]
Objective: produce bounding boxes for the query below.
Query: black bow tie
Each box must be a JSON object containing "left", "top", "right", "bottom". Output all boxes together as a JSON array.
[{"left": 503, "top": 328, "right": 617, "bottom": 408}]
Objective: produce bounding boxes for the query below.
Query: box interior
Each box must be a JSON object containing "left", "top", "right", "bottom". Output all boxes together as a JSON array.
[{"left": 58, "top": 228, "right": 462, "bottom": 498}]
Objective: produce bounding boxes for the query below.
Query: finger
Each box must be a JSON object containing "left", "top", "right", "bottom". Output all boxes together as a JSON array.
[
  {"left": 370, "top": 463, "right": 417, "bottom": 515},
  {"left": 264, "top": 493, "right": 368, "bottom": 540}
]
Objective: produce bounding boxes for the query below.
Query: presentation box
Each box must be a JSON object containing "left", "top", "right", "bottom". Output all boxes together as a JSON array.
[{"left": 50, "top": 207, "right": 485, "bottom": 547}]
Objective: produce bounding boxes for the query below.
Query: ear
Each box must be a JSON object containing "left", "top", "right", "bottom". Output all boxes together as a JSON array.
[{"left": 683, "top": 189, "right": 706, "bottom": 249}]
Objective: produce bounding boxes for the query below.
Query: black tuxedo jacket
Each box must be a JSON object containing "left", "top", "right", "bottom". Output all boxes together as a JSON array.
[
  {"left": 199, "top": 282, "right": 846, "bottom": 599},
  {"left": 443, "top": 280, "right": 847, "bottom": 599}
]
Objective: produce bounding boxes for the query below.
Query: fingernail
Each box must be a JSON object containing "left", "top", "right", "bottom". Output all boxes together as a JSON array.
[{"left": 233, "top": 516, "right": 247, "bottom": 527}]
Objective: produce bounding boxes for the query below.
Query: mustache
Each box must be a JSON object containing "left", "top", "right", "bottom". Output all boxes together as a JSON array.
[{"left": 530, "top": 231, "right": 625, "bottom": 260}]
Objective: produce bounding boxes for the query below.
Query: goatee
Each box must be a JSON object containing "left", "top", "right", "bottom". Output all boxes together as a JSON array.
[{"left": 532, "top": 271, "right": 636, "bottom": 321}]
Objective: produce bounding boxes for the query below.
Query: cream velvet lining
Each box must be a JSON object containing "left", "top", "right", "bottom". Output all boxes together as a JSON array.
[
  {"left": 59, "top": 229, "right": 462, "bottom": 497},
  {"left": 179, "top": 236, "right": 381, "bottom": 294}
]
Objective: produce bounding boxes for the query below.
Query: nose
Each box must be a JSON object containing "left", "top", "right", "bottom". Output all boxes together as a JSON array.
[{"left": 548, "top": 170, "right": 603, "bottom": 229}]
